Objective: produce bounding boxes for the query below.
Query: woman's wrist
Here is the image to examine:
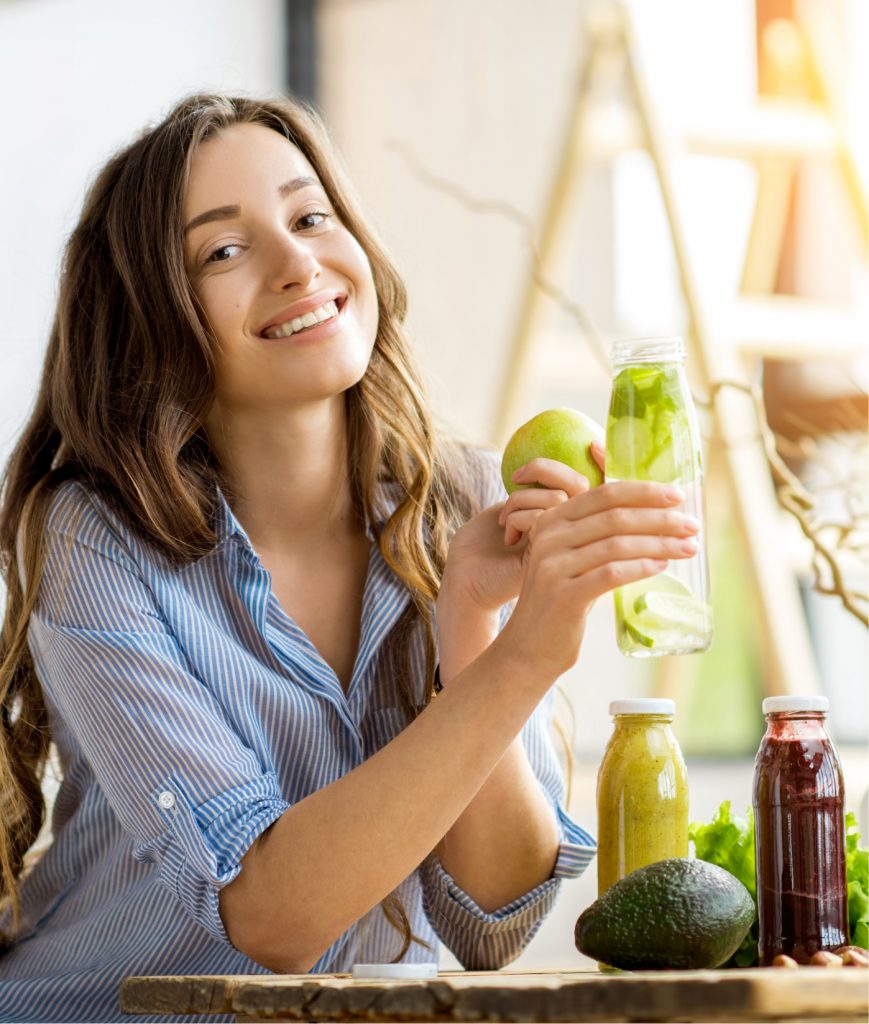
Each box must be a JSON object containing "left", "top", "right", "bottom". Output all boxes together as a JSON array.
[{"left": 435, "top": 575, "right": 501, "bottom": 685}]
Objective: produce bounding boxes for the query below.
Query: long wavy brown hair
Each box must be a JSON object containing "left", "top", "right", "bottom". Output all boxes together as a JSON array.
[{"left": 0, "top": 94, "right": 484, "bottom": 955}]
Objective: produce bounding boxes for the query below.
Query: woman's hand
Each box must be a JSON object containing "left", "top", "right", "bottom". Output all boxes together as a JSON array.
[
  {"left": 439, "top": 454, "right": 592, "bottom": 617},
  {"left": 500, "top": 450, "right": 701, "bottom": 678}
]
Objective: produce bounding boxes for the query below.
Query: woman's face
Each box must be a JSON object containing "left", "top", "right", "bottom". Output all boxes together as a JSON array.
[{"left": 183, "top": 122, "right": 379, "bottom": 415}]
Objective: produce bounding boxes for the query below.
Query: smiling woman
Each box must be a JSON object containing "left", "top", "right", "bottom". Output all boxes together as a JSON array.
[{"left": 0, "top": 93, "right": 699, "bottom": 1023}]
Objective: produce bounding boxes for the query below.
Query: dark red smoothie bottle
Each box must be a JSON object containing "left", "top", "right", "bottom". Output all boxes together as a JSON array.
[{"left": 752, "top": 696, "right": 849, "bottom": 965}]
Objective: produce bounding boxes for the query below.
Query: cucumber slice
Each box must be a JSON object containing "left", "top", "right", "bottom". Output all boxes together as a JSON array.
[
  {"left": 606, "top": 415, "right": 655, "bottom": 477},
  {"left": 644, "top": 446, "right": 678, "bottom": 483}
]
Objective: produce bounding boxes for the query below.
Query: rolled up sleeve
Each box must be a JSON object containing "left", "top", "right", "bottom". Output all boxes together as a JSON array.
[
  {"left": 141, "top": 774, "right": 290, "bottom": 942},
  {"left": 28, "top": 483, "right": 291, "bottom": 946}
]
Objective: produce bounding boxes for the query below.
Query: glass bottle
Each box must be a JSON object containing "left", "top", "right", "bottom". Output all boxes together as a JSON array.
[
  {"left": 753, "top": 696, "right": 849, "bottom": 965},
  {"left": 605, "top": 337, "right": 713, "bottom": 657},
  {"left": 596, "top": 699, "right": 689, "bottom": 895}
]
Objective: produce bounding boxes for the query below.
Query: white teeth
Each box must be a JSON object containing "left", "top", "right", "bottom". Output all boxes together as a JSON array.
[{"left": 263, "top": 300, "right": 339, "bottom": 339}]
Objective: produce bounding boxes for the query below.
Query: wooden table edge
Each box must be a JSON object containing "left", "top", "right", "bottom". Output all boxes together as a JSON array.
[{"left": 120, "top": 967, "right": 869, "bottom": 1022}]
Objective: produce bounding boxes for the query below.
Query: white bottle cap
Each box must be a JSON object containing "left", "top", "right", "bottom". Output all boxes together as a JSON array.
[
  {"left": 762, "top": 696, "right": 829, "bottom": 714},
  {"left": 609, "top": 698, "right": 675, "bottom": 716},
  {"left": 352, "top": 963, "right": 438, "bottom": 980}
]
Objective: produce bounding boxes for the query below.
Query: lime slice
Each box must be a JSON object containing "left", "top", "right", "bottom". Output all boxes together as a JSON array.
[
  {"left": 632, "top": 592, "right": 711, "bottom": 636},
  {"left": 624, "top": 618, "right": 689, "bottom": 650},
  {"left": 619, "top": 574, "right": 711, "bottom": 651},
  {"left": 619, "top": 571, "right": 692, "bottom": 608}
]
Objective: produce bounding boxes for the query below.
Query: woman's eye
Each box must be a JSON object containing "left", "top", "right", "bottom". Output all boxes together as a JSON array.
[
  {"left": 206, "top": 243, "right": 241, "bottom": 264},
  {"left": 296, "top": 211, "right": 331, "bottom": 230}
]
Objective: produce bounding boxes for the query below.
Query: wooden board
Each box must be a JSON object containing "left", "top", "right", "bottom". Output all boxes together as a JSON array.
[{"left": 120, "top": 967, "right": 869, "bottom": 1022}]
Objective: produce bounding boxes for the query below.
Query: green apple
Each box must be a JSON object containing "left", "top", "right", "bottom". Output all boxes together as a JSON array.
[{"left": 501, "top": 407, "right": 605, "bottom": 494}]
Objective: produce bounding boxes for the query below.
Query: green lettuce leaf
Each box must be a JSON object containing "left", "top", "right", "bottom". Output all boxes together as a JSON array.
[{"left": 845, "top": 812, "right": 869, "bottom": 950}]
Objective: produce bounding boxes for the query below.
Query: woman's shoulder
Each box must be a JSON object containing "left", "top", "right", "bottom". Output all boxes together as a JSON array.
[{"left": 42, "top": 478, "right": 147, "bottom": 565}]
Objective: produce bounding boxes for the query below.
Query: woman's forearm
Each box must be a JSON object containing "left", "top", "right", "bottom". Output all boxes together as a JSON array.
[
  {"left": 434, "top": 598, "right": 560, "bottom": 912},
  {"left": 219, "top": 631, "right": 559, "bottom": 973}
]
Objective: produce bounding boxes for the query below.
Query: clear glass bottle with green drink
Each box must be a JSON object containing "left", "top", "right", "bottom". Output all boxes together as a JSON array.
[{"left": 606, "top": 337, "right": 713, "bottom": 656}]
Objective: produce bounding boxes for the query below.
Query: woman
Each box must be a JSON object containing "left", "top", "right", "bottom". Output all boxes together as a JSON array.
[{"left": 0, "top": 94, "right": 699, "bottom": 1022}]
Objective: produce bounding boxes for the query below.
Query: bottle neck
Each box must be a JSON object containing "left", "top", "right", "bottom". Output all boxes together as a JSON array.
[
  {"left": 613, "top": 714, "right": 674, "bottom": 727},
  {"left": 763, "top": 712, "right": 829, "bottom": 740},
  {"left": 611, "top": 336, "right": 685, "bottom": 366}
]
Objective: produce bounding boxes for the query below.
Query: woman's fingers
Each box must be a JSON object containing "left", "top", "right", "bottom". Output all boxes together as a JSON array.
[
  {"left": 504, "top": 509, "right": 546, "bottom": 546},
  {"left": 552, "top": 532, "right": 699, "bottom": 578},
  {"left": 556, "top": 505, "right": 700, "bottom": 549},
  {"left": 590, "top": 440, "right": 606, "bottom": 474},
  {"left": 498, "top": 486, "right": 570, "bottom": 526},
  {"left": 572, "top": 558, "right": 671, "bottom": 604},
  {"left": 510, "top": 457, "right": 591, "bottom": 498},
  {"left": 560, "top": 480, "right": 685, "bottom": 519}
]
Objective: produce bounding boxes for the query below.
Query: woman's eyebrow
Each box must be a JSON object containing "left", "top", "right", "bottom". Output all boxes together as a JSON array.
[{"left": 184, "top": 176, "right": 321, "bottom": 235}]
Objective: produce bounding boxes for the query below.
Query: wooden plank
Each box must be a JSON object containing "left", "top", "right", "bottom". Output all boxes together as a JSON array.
[
  {"left": 682, "top": 100, "right": 839, "bottom": 160},
  {"left": 725, "top": 297, "right": 869, "bottom": 359},
  {"left": 120, "top": 968, "right": 869, "bottom": 1022}
]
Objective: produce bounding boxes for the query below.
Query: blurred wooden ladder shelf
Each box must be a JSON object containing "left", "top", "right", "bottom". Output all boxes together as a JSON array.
[{"left": 493, "top": 1, "right": 868, "bottom": 697}]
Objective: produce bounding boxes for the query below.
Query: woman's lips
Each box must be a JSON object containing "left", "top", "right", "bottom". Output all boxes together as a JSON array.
[
  {"left": 261, "top": 299, "right": 339, "bottom": 339},
  {"left": 256, "top": 292, "right": 346, "bottom": 338}
]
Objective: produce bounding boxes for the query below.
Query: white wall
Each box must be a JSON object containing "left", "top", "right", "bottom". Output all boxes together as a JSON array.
[{"left": 0, "top": 0, "right": 286, "bottom": 464}]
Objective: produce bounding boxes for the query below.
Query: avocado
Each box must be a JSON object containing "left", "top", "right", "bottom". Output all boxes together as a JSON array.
[{"left": 575, "top": 858, "right": 755, "bottom": 970}]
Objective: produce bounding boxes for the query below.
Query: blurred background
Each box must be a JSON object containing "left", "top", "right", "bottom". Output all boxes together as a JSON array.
[{"left": 1, "top": 0, "right": 867, "bottom": 970}]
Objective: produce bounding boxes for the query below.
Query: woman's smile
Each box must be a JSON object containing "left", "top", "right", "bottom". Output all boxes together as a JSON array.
[{"left": 257, "top": 292, "right": 347, "bottom": 340}]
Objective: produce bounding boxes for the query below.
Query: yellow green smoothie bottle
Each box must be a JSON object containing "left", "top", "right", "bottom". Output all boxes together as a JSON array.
[
  {"left": 596, "top": 699, "right": 689, "bottom": 895},
  {"left": 606, "top": 337, "right": 714, "bottom": 656}
]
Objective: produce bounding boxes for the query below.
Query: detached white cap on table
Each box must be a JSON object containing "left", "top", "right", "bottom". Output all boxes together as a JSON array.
[
  {"left": 352, "top": 963, "right": 438, "bottom": 980},
  {"left": 609, "top": 698, "right": 675, "bottom": 716},
  {"left": 762, "top": 696, "right": 829, "bottom": 714}
]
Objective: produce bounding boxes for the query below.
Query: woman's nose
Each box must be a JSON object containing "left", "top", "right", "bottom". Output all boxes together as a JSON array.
[{"left": 267, "top": 233, "right": 321, "bottom": 291}]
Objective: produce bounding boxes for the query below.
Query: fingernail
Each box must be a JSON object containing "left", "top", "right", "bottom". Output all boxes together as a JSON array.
[
  {"left": 666, "top": 487, "right": 685, "bottom": 502},
  {"left": 512, "top": 466, "right": 526, "bottom": 482},
  {"left": 681, "top": 538, "right": 698, "bottom": 554},
  {"left": 683, "top": 515, "right": 701, "bottom": 532}
]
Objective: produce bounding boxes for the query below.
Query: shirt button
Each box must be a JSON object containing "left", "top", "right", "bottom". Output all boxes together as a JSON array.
[{"left": 158, "top": 791, "right": 176, "bottom": 810}]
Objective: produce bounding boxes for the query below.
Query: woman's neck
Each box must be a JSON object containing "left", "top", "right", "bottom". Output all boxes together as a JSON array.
[{"left": 205, "top": 396, "right": 361, "bottom": 552}]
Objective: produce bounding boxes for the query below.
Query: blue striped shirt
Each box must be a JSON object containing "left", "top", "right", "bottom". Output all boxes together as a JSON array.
[{"left": 0, "top": 458, "right": 595, "bottom": 1022}]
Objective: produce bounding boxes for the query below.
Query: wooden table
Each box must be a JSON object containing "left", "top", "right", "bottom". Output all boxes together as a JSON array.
[{"left": 120, "top": 967, "right": 869, "bottom": 1022}]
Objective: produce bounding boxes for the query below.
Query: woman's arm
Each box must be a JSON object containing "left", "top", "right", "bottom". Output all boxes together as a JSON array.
[
  {"left": 429, "top": 594, "right": 560, "bottom": 915},
  {"left": 219, "top": 471, "right": 699, "bottom": 972},
  {"left": 423, "top": 455, "right": 590, "bottom": 915}
]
